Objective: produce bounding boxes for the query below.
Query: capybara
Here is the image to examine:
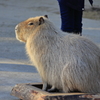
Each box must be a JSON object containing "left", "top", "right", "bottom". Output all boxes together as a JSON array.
[{"left": 15, "top": 15, "right": 100, "bottom": 93}]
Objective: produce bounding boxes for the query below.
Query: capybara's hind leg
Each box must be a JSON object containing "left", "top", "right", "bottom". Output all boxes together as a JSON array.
[{"left": 61, "top": 63, "right": 79, "bottom": 93}]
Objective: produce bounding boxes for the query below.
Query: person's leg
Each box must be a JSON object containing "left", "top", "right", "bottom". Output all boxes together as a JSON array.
[
  {"left": 73, "top": 10, "right": 83, "bottom": 35},
  {"left": 57, "top": 1, "right": 75, "bottom": 33}
]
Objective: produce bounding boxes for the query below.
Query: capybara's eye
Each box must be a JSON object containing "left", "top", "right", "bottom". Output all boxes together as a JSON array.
[{"left": 28, "top": 22, "right": 34, "bottom": 25}]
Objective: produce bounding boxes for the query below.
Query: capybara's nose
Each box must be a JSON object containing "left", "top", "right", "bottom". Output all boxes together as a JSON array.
[{"left": 15, "top": 25, "right": 18, "bottom": 30}]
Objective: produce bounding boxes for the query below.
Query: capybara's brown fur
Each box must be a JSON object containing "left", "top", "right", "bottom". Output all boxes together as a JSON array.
[{"left": 15, "top": 15, "right": 100, "bottom": 93}]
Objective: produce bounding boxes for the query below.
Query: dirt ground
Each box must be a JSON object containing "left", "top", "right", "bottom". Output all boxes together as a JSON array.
[
  {"left": 83, "top": 0, "right": 100, "bottom": 20},
  {"left": 83, "top": 7, "right": 100, "bottom": 20}
]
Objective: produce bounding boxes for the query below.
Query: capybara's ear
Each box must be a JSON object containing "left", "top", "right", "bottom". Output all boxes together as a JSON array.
[
  {"left": 39, "top": 17, "right": 44, "bottom": 25},
  {"left": 44, "top": 15, "right": 48, "bottom": 18}
]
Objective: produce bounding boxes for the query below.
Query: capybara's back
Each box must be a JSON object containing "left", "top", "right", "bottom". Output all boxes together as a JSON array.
[{"left": 15, "top": 15, "right": 100, "bottom": 93}]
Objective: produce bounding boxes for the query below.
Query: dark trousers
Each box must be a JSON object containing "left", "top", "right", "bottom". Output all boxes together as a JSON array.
[{"left": 58, "top": 1, "right": 83, "bottom": 33}]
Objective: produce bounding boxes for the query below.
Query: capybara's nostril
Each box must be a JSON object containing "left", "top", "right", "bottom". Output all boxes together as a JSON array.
[{"left": 15, "top": 25, "right": 18, "bottom": 30}]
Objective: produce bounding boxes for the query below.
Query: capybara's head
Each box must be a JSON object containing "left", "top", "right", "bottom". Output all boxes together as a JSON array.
[{"left": 15, "top": 15, "right": 48, "bottom": 42}]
